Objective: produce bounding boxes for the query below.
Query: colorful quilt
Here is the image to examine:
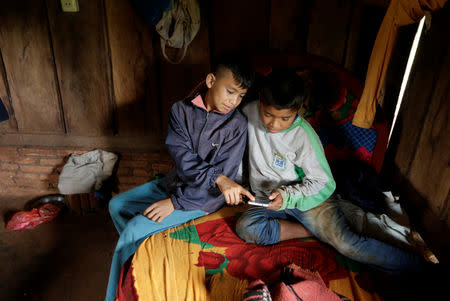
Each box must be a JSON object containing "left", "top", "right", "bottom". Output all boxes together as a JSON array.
[
  {"left": 116, "top": 205, "right": 384, "bottom": 301},
  {"left": 303, "top": 86, "right": 379, "bottom": 167},
  {"left": 115, "top": 55, "right": 389, "bottom": 301}
]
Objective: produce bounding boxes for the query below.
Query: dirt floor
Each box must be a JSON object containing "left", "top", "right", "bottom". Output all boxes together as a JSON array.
[{"left": 0, "top": 194, "right": 117, "bottom": 301}]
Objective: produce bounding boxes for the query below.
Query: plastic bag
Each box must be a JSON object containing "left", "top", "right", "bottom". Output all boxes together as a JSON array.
[{"left": 6, "top": 203, "right": 61, "bottom": 231}]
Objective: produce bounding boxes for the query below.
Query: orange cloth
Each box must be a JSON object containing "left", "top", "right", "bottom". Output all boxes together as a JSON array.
[{"left": 352, "top": 0, "right": 447, "bottom": 129}]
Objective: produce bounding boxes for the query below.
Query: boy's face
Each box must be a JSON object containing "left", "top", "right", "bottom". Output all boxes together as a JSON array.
[
  {"left": 205, "top": 69, "right": 247, "bottom": 114},
  {"left": 259, "top": 102, "right": 297, "bottom": 133}
]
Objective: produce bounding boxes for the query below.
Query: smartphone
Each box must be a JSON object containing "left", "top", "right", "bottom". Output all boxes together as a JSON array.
[{"left": 248, "top": 196, "right": 271, "bottom": 207}]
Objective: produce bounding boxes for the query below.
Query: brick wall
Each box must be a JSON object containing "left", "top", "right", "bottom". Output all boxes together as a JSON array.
[{"left": 0, "top": 146, "right": 173, "bottom": 199}]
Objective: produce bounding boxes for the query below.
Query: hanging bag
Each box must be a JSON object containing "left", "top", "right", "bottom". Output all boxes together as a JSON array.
[{"left": 155, "top": 0, "right": 201, "bottom": 64}]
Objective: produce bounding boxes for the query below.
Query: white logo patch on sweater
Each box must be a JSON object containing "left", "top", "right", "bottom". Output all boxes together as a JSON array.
[{"left": 272, "top": 152, "right": 287, "bottom": 170}]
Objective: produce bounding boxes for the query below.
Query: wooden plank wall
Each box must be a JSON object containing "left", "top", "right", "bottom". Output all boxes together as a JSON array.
[
  {"left": 0, "top": 0, "right": 387, "bottom": 150},
  {"left": 385, "top": 4, "right": 450, "bottom": 263}
]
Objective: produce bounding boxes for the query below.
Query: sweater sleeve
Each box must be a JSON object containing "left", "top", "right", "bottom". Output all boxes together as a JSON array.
[
  {"left": 170, "top": 127, "right": 247, "bottom": 210},
  {"left": 278, "top": 120, "right": 336, "bottom": 211}
]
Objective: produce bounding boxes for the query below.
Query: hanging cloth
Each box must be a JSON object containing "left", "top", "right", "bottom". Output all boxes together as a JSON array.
[
  {"left": 352, "top": 0, "right": 448, "bottom": 129},
  {"left": 155, "top": 0, "right": 201, "bottom": 64}
]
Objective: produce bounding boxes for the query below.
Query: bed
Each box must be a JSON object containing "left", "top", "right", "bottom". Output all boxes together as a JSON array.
[{"left": 114, "top": 53, "right": 391, "bottom": 301}]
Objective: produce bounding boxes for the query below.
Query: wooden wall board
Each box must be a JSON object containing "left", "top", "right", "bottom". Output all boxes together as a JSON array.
[
  {"left": 343, "top": 1, "right": 363, "bottom": 76},
  {"left": 406, "top": 13, "right": 450, "bottom": 224},
  {"left": 408, "top": 64, "right": 450, "bottom": 222},
  {"left": 268, "top": 0, "right": 311, "bottom": 52},
  {"left": 210, "top": 0, "right": 269, "bottom": 56},
  {"left": 306, "top": 0, "right": 353, "bottom": 65},
  {"left": 46, "top": 0, "right": 112, "bottom": 136},
  {"left": 105, "top": 0, "right": 160, "bottom": 137},
  {"left": 342, "top": 4, "right": 386, "bottom": 79},
  {"left": 385, "top": 3, "right": 450, "bottom": 261},
  {"left": 390, "top": 45, "right": 441, "bottom": 177},
  {"left": 159, "top": 0, "right": 211, "bottom": 135},
  {"left": 0, "top": 49, "right": 17, "bottom": 133},
  {"left": 0, "top": 0, "right": 64, "bottom": 134}
]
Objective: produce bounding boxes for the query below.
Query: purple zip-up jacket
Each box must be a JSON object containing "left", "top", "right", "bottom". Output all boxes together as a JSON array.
[{"left": 165, "top": 93, "right": 248, "bottom": 213}]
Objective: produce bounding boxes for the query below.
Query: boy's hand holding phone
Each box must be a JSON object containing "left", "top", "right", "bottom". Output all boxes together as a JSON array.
[
  {"left": 266, "top": 190, "right": 283, "bottom": 210},
  {"left": 247, "top": 190, "right": 284, "bottom": 209}
]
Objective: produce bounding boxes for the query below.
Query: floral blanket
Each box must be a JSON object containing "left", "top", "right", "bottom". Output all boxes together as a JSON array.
[{"left": 115, "top": 205, "right": 384, "bottom": 301}]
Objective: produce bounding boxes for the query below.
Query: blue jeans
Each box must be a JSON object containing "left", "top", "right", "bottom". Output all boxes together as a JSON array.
[
  {"left": 236, "top": 195, "right": 423, "bottom": 274},
  {"left": 105, "top": 177, "right": 206, "bottom": 301}
]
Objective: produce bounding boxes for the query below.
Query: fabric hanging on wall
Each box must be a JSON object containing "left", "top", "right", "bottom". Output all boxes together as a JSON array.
[
  {"left": 0, "top": 97, "right": 9, "bottom": 122},
  {"left": 352, "top": 0, "right": 448, "bottom": 129},
  {"left": 156, "top": 0, "right": 201, "bottom": 64}
]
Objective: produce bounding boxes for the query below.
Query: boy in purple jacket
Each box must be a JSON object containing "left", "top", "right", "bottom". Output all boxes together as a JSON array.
[{"left": 105, "top": 51, "right": 255, "bottom": 300}]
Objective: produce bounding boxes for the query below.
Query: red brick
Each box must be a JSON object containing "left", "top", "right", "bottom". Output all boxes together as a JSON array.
[
  {"left": 133, "top": 169, "right": 150, "bottom": 177},
  {"left": 0, "top": 176, "right": 15, "bottom": 186},
  {"left": 117, "top": 184, "right": 138, "bottom": 192},
  {"left": 0, "top": 170, "right": 16, "bottom": 178},
  {"left": 40, "top": 158, "right": 66, "bottom": 166},
  {"left": 0, "top": 155, "right": 36, "bottom": 164},
  {"left": 151, "top": 163, "right": 173, "bottom": 173},
  {"left": 14, "top": 178, "right": 50, "bottom": 189},
  {"left": 117, "top": 152, "right": 133, "bottom": 160},
  {"left": 3, "top": 186, "right": 57, "bottom": 196},
  {"left": 116, "top": 167, "right": 131, "bottom": 176},
  {"left": 40, "top": 174, "right": 60, "bottom": 183},
  {"left": 53, "top": 149, "right": 90, "bottom": 156},
  {"left": 20, "top": 165, "right": 55, "bottom": 174},
  {"left": 18, "top": 147, "right": 90, "bottom": 157},
  {"left": 18, "top": 172, "right": 41, "bottom": 180},
  {"left": 118, "top": 176, "right": 149, "bottom": 184},
  {"left": 119, "top": 160, "right": 148, "bottom": 168},
  {"left": 1, "top": 162, "right": 19, "bottom": 171},
  {"left": 131, "top": 152, "right": 171, "bottom": 161},
  {"left": 0, "top": 146, "right": 19, "bottom": 155},
  {"left": 18, "top": 148, "right": 60, "bottom": 157}
]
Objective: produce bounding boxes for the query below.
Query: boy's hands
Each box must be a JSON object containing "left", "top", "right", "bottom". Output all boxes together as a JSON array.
[
  {"left": 267, "top": 190, "right": 283, "bottom": 210},
  {"left": 143, "top": 198, "right": 174, "bottom": 222},
  {"left": 216, "top": 175, "right": 254, "bottom": 205}
]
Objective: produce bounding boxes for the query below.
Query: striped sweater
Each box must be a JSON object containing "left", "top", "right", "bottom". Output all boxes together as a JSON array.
[{"left": 243, "top": 101, "right": 335, "bottom": 211}]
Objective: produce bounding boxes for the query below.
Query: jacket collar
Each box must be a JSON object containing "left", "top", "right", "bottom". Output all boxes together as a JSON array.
[{"left": 191, "top": 94, "right": 232, "bottom": 115}]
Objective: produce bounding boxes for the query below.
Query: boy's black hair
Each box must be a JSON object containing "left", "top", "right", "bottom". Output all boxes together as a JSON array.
[
  {"left": 260, "top": 69, "right": 306, "bottom": 111},
  {"left": 212, "top": 51, "right": 255, "bottom": 89}
]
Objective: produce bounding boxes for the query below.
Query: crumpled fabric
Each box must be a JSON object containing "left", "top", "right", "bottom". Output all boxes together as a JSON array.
[
  {"left": 58, "top": 149, "right": 118, "bottom": 195},
  {"left": 243, "top": 263, "right": 344, "bottom": 301},
  {"left": 6, "top": 203, "right": 61, "bottom": 231}
]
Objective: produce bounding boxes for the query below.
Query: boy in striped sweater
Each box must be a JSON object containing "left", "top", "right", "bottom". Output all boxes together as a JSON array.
[{"left": 236, "top": 69, "right": 424, "bottom": 274}]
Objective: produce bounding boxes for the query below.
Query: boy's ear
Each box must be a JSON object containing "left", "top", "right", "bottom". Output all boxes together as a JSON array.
[{"left": 205, "top": 73, "right": 216, "bottom": 89}]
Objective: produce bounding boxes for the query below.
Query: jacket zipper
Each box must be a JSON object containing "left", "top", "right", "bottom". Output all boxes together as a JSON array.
[{"left": 197, "top": 111, "right": 209, "bottom": 152}]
